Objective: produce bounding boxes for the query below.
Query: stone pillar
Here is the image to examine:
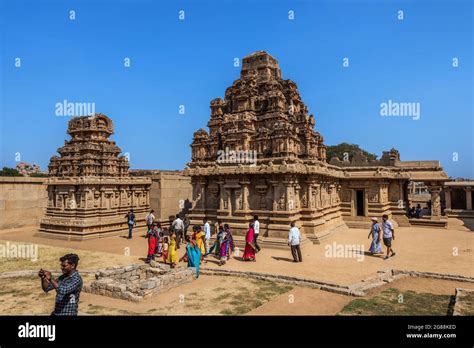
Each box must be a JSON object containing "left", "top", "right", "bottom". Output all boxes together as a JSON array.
[
  {"left": 427, "top": 184, "right": 442, "bottom": 219},
  {"left": 466, "top": 187, "right": 472, "bottom": 210},
  {"left": 364, "top": 189, "right": 369, "bottom": 217},
  {"left": 226, "top": 189, "right": 232, "bottom": 213},
  {"left": 314, "top": 184, "right": 321, "bottom": 209},
  {"left": 270, "top": 180, "right": 279, "bottom": 211},
  {"left": 444, "top": 188, "right": 451, "bottom": 210},
  {"left": 100, "top": 188, "right": 106, "bottom": 208},
  {"left": 294, "top": 183, "right": 300, "bottom": 210},
  {"left": 306, "top": 181, "right": 313, "bottom": 209},
  {"left": 218, "top": 180, "right": 225, "bottom": 210}
]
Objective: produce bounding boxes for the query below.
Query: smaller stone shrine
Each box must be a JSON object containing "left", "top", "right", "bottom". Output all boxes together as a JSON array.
[{"left": 38, "top": 113, "right": 151, "bottom": 240}]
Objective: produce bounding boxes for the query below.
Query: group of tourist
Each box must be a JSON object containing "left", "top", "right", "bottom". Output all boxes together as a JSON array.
[
  {"left": 367, "top": 214, "right": 396, "bottom": 260},
  {"left": 140, "top": 211, "right": 304, "bottom": 268}
]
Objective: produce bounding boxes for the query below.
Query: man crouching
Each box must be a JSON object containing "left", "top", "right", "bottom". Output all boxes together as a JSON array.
[{"left": 39, "top": 253, "right": 83, "bottom": 316}]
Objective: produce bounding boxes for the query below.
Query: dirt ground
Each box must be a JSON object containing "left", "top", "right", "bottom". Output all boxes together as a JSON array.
[
  {"left": 1, "top": 223, "right": 472, "bottom": 286},
  {"left": 0, "top": 275, "right": 292, "bottom": 316},
  {"left": 0, "top": 221, "right": 472, "bottom": 315},
  {"left": 2, "top": 274, "right": 470, "bottom": 316}
]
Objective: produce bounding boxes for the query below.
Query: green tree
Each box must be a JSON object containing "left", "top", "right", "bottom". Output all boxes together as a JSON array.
[
  {"left": 0, "top": 167, "right": 23, "bottom": 176},
  {"left": 326, "top": 143, "right": 377, "bottom": 163}
]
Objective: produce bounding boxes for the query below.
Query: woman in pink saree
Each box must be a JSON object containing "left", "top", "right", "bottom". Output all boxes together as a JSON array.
[{"left": 242, "top": 222, "right": 256, "bottom": 261}]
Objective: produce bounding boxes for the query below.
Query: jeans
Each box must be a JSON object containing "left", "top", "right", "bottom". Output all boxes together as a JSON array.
[
  {"left": 128, "top": 224, "right": 133, "bottom": 239},
  {"left": 253, "top": 233, "right": 261, "bottom": 252}
]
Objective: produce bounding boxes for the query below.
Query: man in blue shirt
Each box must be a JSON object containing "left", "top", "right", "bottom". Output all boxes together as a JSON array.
[
  {"left": 39, "top": 253, "right": 83, "bottom": 316},
  {"left": 381, "top": 214, "right": 396, "bottom": 260}
]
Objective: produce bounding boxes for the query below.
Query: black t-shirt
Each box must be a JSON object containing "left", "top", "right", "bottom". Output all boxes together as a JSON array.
[{"left": 126, "top": 213, "right": 135, "bottom": 223}]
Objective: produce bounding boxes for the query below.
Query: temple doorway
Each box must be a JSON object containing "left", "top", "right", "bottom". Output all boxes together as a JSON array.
[{"left": 356, "top": 190, "right": 365, "bottom": 216}]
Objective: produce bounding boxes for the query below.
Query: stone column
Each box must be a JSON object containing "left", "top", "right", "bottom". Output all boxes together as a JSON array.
[
  {"left": 427, "top": 184, "right": 442, "bottom": 218},
  {"left": 269, "top": 180, "right": 279, "bottom": 211},
  {"left": 284, "top": 178, "right": 294, "bottom": 211},
  {"left": 364, "top": 189, "right": 369, "bottom": 217},
  {"left": 466, "top": 187, "right": 472, "bottom": 210},
  {"left": 218, "top": 180, "right": 225, "bottom": 210},
  {"left": 294, "top": 183, "right": 300, "bottom": 210},
  {"left": 314, "top": 184, "right": 321, "bottom": 209},
  {"left": 306, "top": 181, "right": 313, "bottom": 209},
  {"left": 444, "top": 188, "right": 451, "bottom": 210},
  {"left": 100, "top": 188, "right": 106, "bottom": 208}
]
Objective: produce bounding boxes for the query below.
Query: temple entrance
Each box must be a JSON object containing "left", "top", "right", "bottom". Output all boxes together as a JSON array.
[{"left": 356, "top": 190, "right": 364, "bottom": 216}]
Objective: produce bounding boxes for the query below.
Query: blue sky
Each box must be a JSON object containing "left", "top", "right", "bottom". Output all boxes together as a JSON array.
[{"left": 1, "top": 0, "right": 472, "bottom": 178}]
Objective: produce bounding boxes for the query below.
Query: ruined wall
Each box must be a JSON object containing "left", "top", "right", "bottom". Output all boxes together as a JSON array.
[
  {"left": 131, "top": 170, "right": 193, "bottom": 226},
  {"left": 0, "top": 177, "right": 48, "bottom": 230}
]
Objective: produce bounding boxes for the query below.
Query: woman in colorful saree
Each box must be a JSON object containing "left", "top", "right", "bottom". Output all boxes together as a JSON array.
[
  {"left": 242, "top": 222, "right": 256, "bottom": 261},
  {"left": 166, "top": 231, "right": 178, "bottom": 268},
  {"left": 193, "top": 225, "right": 206, "bottom": 260},
  {"left": 368, "top": 217, "right": 383, "bottom": 255},
  {"left": 219, "top": 224, "right": 235, "bottom": 265},
  {"left": 184, "top": 236, "right": 202, "bottom": 277},
  {"left": 145, "top": 224, "right": 158, "bottom": 263}
]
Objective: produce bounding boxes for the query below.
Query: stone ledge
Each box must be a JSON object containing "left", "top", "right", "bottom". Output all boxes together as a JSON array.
[
  {"left": 452, "top": 288, "right": 474, "bottom": 316},
  {"left": 392, "top": 270, "right": 474, "bottom": 283},
  {"left": 199, "top": 268, "right": 474, "bottom": 298}
]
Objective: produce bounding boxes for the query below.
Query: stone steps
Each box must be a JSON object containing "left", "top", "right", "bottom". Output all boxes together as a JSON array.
[{"left": 408, "top": 218, "right": 447, "bottom": 228}]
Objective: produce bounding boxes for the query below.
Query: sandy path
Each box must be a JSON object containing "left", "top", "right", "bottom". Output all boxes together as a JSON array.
[{"left": 1, "top": 224, "right": 472, "bottom": 287}]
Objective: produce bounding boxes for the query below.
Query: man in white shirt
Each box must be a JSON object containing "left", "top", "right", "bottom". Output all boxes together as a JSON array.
[
  {"left": 381, "top": 214, "right": 396, "bottom": 260},
  {"left": 288, "top": 222, "right": 302, "bottom": 262},
  {"left": 203, "top": 218, "right": 211, "bottom": 255},
  {"left": 253, "top": 215, "right": 261, "bottom": 252},
  {"left": 172, "top": 214, "right": 185, "bottom": 249},
  {"left": 145, "top": 210, "right": 155, "bottom": 231}
]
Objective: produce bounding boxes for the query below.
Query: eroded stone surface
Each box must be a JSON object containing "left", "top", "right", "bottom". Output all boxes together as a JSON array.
[{"left": 85, "top": 262, "right": 195, "bottom": 302}]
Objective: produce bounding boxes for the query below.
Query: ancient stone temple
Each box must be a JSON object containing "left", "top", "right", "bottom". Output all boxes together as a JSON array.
[
  {"left": 186, "top": 51, "right": 449, "bottom": 244},
  {"left": 39, "top": 114, "right": 151, "bottom": 240}
]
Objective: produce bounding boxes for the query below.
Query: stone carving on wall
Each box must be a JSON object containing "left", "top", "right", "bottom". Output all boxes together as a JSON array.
[
  {"left": 235, "top": 190, "right": 243, "bottom": 210},
  {"left": 368, "top": 188, "right": 379, "bottom": 203},
  {"left": 341, "top": 189, "right": 351, "bottom": 202},
  {"left": 380, "top": 187, "right": 388, "bottom": 203},
  {"left": 389, "top": 182, "right": 399, "bottom": 202}
]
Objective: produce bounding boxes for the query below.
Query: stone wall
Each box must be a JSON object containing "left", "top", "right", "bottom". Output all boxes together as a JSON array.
[
  {"left": 84, "top": 261, "right": 195, "bottom": 301},
  {"left": 0, "top": 177, "right": 48, "bottom": 230},
  {"left": 0, "top": 170, "right": 193, "bottom": 233},
  {"left": 131, "top": 170, "right": 192, "bottom": 226}
]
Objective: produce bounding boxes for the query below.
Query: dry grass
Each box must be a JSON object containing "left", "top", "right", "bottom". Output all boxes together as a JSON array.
[{"left": 0, "top": 239, "right": 137, "bottom": 273}]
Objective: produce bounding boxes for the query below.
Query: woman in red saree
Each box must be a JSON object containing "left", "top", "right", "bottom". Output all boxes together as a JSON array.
[{"left": 242, "top": 223, "right": 256, "bottom": 261}]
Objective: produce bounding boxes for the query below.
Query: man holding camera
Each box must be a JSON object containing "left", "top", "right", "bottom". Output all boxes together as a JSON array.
[{"left": 39, "top": 253, "right": 83, "bottom": 316}]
